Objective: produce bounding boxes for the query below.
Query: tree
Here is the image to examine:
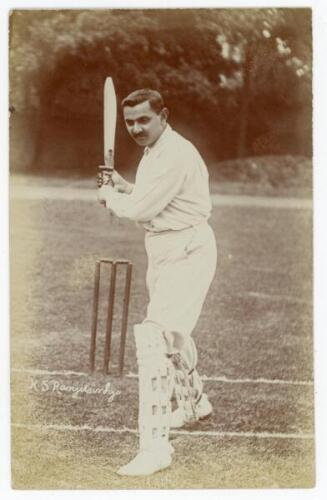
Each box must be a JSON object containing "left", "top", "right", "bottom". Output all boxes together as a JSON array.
[
  {"left": 194, "top": 8, "right": 312, "bottom": 157},
  {"left": 9, "top": 8, "right": 312, "bottom": 173}
]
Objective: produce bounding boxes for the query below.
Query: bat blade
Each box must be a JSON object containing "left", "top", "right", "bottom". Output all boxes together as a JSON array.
[{"left": 104, "top": 77, "right": 117, "bottom": 162}]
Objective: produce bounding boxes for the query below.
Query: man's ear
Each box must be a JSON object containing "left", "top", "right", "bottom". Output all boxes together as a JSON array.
[{"left": 160, "top": 107, "right": 169, "bottom": 122}]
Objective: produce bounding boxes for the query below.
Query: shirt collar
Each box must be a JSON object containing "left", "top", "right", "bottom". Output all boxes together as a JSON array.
[{"left": 144, "top": 124, "right": 172, "bottom": 155}]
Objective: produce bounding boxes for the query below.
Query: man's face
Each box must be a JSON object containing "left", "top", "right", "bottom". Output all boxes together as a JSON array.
[{"left": 123, "top": 100, "right": 167, "bottom": 147}]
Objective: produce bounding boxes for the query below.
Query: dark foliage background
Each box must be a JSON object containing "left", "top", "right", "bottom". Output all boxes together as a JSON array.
[{"left": 9, "top": 8, "right": 312, "bottom": 179}]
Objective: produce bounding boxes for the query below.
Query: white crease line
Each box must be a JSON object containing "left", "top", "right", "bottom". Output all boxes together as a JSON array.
[
  {"left": 12, "top": 367, "right": 313, "bottom": 386},
  {"left": 197, "top": 375, "right": 313, "bottom": 386},
  {"left": 11, "top": 422, "right": 314, "bottom": 440},
  {"left": 126, "top": 373, "right": 313, "bottom": 386},
  {"left": 12, "top": 423, "right": 137, "bottom": 434},
  {"left": 12, "top": 367, "right": 89, "bottom": 377}
]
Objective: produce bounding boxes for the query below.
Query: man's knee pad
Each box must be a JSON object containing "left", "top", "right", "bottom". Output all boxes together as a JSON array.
[
  {"left": 163, "top": 332, "right": 197, "bottom": 370},
  {"left": 134, "top": 322, "right": 167, "bottom": 364}
]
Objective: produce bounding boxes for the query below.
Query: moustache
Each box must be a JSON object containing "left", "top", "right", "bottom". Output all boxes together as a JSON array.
[{"left": 133, "top": 133, "right": 147, "bottom": 139}]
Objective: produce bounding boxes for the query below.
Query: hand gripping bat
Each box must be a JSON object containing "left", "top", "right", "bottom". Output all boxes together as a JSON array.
[{"left": 98, "top": 77, "right": 117, "bottom": 189}]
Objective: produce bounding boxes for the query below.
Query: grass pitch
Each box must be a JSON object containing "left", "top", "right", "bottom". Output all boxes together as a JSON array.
[{"left": 10, "top": 181, "right": 314, "bottom": 489}]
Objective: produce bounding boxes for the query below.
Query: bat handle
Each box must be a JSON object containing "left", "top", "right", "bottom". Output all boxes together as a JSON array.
[
  {"left": 103, "top": 149, "right": 114, "bottom": 187},
  {"left": 97, "top": 150, "right": 115, "bottom": 217}
]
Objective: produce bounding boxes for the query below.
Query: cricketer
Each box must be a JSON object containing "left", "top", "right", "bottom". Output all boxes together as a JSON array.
[{"left": 97, "top": 89, "right": 217, "bottom": 476}]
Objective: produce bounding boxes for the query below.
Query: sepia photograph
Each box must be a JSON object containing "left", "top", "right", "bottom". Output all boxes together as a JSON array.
[{"left": 8, "top": 4, "right": 315, "bottom": 490}]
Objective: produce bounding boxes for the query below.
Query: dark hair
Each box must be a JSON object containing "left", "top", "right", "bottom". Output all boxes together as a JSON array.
[{"left": 121, "top": 89, "right": 165, "bottom": 114}]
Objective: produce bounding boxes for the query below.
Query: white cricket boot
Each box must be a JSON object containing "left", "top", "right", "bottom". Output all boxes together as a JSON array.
[
  {"left": 117, "top": 441, "right": 175, "bottom": 476},
  {"left": 117, "top": 323, "right": 174, "bottom": 477},
  {"left": 117, "top": 448, "right": 172, "bottom": 476},
  {"left": 170, "top": 393, "right": 213, "bottom": 428}
]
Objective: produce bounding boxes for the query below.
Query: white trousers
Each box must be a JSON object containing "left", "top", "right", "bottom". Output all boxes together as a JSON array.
[{"left": 144, "top": 221, "right": 217, "bottom": 370}]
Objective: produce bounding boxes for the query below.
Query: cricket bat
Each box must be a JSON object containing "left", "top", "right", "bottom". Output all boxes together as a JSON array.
[{"left": 98, "top": 77, "right": 117, "bottom": 189}]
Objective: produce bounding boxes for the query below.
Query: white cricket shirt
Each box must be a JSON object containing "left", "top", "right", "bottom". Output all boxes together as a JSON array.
[{"left": 104, "top": 124, "right": 212, "bottom": 232}]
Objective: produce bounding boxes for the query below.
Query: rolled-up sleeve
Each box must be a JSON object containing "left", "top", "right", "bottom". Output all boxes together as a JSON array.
[{"left": 104, "top": 154, "right": 186, "bottom": 222}]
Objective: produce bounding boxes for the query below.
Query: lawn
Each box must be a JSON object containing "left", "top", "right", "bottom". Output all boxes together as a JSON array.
[{"left": 10, "top": 181, "right": 314, "bottom": 489}]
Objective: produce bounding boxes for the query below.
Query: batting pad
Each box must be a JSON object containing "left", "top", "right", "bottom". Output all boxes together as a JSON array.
[
  {"left": 170, "top": 352, "right": 201, "bottom": 424},
  {"left": 164, "top": 333, "right": 203, "bottom": 421},
  {"left": 134, "top": 323, "right": 174, "bottom": 453}
]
